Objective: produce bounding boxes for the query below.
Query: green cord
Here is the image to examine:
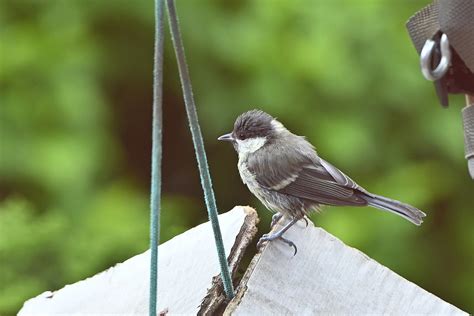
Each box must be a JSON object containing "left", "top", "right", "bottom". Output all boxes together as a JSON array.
[
  {"left": 149, "top": 0, "right": 164, "bottom": 314},
  {"left": 165, "top": 0, "right": 235, "bottom": 299}
]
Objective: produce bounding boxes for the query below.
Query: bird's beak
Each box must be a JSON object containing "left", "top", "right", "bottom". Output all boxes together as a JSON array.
[{"left": 218, "top": 132, "right": 234, "bottom": 142}]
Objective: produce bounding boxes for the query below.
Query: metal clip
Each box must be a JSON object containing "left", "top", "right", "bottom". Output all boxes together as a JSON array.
[{"left": 420, "top": 33, "right": 451, "bottom": 81}]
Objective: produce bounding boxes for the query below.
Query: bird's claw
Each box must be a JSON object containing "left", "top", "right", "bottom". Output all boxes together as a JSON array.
[
  {"left": 301, "top": 217, "right": 309, "bottom": 227},
  {"left": 257, "top": 233, "right": 298, "bottom": 256},
  {"left": 256, "top": 233, "right": 269, "bottom": 249},
  {"left": 279, "top": 236, "right": 298, "bottom": 255}
]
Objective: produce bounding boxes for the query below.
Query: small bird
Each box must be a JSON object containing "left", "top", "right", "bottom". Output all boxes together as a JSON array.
[{"left": 218, "top": 109, "right": 426, "bottom": 254}]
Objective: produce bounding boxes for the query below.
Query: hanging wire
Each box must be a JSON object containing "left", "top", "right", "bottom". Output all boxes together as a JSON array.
[
  {"left": 149, "top": 0, "right": 165, "bottom": 314},
  {"left": 165, "top": 0, "right": 235, "bottom": 299}
]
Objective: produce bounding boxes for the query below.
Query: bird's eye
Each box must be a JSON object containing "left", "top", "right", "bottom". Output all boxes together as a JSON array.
[{"left": 238, "top": 132, "right": 245, "bottom": 139}]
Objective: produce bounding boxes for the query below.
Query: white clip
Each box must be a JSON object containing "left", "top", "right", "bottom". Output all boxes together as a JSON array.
[{"left": 420, "top": 33, "right": 451, "bottom": 81}]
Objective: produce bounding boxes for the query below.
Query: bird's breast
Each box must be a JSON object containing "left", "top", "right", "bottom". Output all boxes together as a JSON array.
[
  {"left": 237, "top": 155, "right": 263, "bottom": 197},
  {"left": 237, "top": 156, "right": 270, "bottom": 205},
  {"left": 237, "top": 156, "right": 255, "bottom": 186}
]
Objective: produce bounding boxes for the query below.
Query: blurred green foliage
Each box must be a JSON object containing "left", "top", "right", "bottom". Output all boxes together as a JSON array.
[{"left": 1, "top": 0, "right": 473, "bottom": 314}]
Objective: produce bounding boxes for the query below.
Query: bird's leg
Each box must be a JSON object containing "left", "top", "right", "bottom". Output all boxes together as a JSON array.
[
  {"left": 257, "top": 217, "right": 300, "bottom": 255},
  {"left": 270, "top": 212, "right": 283, "bottom": 228},
  {"left": 272, "top": 213, "right": 308, "bottom": 229}
]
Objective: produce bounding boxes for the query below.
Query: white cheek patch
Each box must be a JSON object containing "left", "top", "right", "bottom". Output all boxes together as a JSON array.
[{"left": 236, "top": 137, "right": 267, "bottom": 154}]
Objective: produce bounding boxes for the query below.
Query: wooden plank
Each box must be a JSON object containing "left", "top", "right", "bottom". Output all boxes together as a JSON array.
[
  {"left": 198, "top": 206, "right": 259, "bottom": 315},
  {"left": 19, "top": 206, "right": 258, "bottom": 316},
  {"left": 226, "top": 218, "right": 467, "bottom": 315}
]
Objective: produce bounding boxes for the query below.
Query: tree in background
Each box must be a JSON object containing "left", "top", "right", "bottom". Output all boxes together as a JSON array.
[{"left": 0, "top": 1, "right": 472, "bottom": 314}]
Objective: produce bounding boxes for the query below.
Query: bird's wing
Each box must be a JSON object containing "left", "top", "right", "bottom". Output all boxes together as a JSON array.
[
  {"left": 318, "top": 158, "right": 370, "bottom": 194},
  {"left": 247, "top": 140, "right": 368, "bottom": 206}
]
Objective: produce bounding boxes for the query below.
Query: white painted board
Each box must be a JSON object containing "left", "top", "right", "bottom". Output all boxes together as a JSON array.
[
  {"left": 19, "top": 206, "right": 254, "bottom": 316},
  {"left": 227, "top": 219, "right": 467, "bottom": 315}
]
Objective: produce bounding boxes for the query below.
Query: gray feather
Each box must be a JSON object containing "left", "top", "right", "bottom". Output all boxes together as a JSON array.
[
  {"left": 247, "top": 136, "right": 367, "bottom": 207},
  {"left": 277, "top": 166, "right": 367, "bottom": 206},
  {"left": 246, "top": 133, "right": 425, "bottom": 225},
  {"left": 364, "top": 194, "right": 426, "bottom": 225}
]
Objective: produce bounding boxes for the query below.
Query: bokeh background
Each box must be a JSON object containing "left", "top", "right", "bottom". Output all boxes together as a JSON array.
[{"left": 1, "top": 0, "right": 473, "bottom": 314}]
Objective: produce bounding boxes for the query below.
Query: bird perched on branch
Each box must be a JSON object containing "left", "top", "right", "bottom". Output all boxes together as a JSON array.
[{"left": 218, "top": 109, "right": 426, "bottom": 254}]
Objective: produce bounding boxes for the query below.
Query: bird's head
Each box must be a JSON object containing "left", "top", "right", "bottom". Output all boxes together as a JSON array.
[{"left": 218, "top": 109, "right": 287, "bottom": 154}]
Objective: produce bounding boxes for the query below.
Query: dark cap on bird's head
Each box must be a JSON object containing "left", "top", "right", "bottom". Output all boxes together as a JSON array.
[{"left": 218, "top": 109, "right": 275, "bottom": 142}]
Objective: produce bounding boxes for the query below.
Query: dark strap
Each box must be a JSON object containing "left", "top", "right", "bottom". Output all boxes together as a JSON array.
[
  {"left": 407, "top": 0, "right": 474, "bottom": 72},
  {"left": 408, "top": 2, "right": 474, "bottom": 179},
  {"left": 438, "top": 0, "right": 474, "bottom": 72},
  {"left": 407, "top": 0, "right": 474, "bottom": 108},
  {"left": 406, "top": 2, "right": 440, "bottom": 54},
  {"left": 462, "top": 102, "right": 474, "bottom": 178}
]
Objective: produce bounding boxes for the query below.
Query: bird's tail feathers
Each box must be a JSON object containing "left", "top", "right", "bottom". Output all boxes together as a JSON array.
[{"left": 365, "top": 194, "right": 426, "bottom": 225}]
